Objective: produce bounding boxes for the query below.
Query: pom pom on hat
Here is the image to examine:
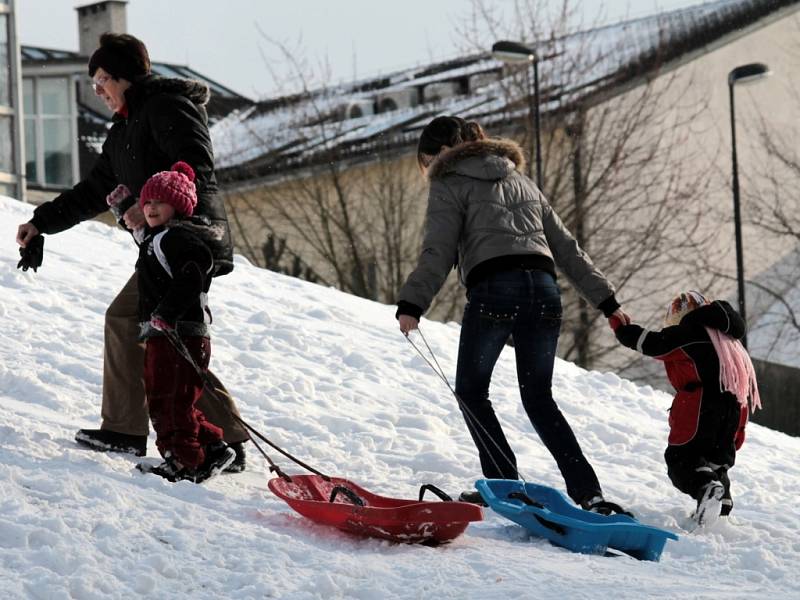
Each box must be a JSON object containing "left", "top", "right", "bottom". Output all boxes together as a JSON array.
[
  {"left": 139, "top": 162, "right": 198, "bottom": 216},
  {"left": 171, "top": 160, "right": 196, "bottom": 183}
]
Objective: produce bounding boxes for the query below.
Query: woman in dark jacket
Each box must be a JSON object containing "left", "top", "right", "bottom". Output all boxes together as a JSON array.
[
  {"left": 397, "top": 116, "right": 630, "bottom": 513},
  {"left": 15, "top": 33, "right": 248, "bottom": 468}
]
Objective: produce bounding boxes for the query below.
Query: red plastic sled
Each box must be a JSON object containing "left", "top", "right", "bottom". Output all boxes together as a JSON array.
[{"left": 268, "top": 474, "right": 483, "bottom": 544}]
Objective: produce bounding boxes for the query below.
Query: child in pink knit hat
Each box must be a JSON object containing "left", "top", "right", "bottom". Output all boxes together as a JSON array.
[
  {"left": 134, "top": 162, "right": 235, "bottom": 483},
  {"left": 610, "top": 291, "right": 760, "bottom": 527}
]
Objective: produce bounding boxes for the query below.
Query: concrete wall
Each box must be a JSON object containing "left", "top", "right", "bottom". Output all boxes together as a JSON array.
[
  {"left": 752, "top": 358, "right": 800, "bottom": 437},
  {"left": 579, "top": 11, "right": 800, "bottom": 377}
]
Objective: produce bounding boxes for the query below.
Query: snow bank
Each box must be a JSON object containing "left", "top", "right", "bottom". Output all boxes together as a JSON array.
[{"left": 0, "top": 196, "right": 798, "bottom": 599}]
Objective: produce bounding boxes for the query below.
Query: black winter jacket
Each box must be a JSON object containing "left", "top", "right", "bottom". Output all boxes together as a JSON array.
[
  {"left": 136, "top": 221, "right": 215, "bottom": 339},
  {"left": 30, "top": 75, "right": 233, "bottom": 276}
]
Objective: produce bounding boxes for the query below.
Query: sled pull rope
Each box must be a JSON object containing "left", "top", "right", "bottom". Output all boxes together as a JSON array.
[
  {"left": 162, "top": 329, "right": 330, "bottom": 482},
  {"left": 404, "top": 327, "right": 525, "bottom": 484}
]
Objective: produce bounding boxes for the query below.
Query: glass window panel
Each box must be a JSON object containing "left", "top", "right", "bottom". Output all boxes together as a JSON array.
[
  {"left": 42, "top": 117, "right": 72, "bottom": 186},
  {"left": 0, "top": 15, "right": 9, "bottom": 106},
  {"left": 40, "top": 78, "right": 70, "bottom": 116},
  {"left": 23, "top": 78, "right": 34, "bottom": 114},
  {"left": 0, "top": 183, "right": 18, "bottom": 199},
  {"left": 24, "top": 117, "right": 36, "bottom": 182},
  {"left": 0, "top": 115, "right": 13, "bottom": 172},
  {"left": 22, "top": 47, "right": 47, "bottom": 60}
]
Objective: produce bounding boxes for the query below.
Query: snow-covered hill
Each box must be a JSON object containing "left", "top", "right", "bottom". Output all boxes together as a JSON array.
[{"left": 1, "top": 196, "right": 798, "bottom": 599}]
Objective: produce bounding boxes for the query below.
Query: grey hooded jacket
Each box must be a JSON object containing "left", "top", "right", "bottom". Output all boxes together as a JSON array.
[{"left": 398, "top": 138, "right": 617, "bottom": 315}]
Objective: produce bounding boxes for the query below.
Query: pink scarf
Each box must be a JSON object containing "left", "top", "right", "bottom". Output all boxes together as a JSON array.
[{"left": 706, "top": 327, "right": 762, "bottom": 413}]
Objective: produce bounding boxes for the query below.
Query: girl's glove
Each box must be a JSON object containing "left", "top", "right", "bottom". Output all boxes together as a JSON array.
[
  {"left": 17, "top": 235, "right": 44, "bottom": 273},
  {"left": 106, "top": 184, "right": 132, "bottom": 208}
]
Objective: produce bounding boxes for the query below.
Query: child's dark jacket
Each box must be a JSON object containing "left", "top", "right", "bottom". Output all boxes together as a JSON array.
[
  {"left": 136, "top": 221, "right": 215, "bottom": 338},
  {"left": 614, "top": 301, "right": 749, "bottom": 450}
]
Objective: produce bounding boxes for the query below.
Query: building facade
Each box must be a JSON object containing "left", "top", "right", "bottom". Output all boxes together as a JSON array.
[
  {"left": 0, "top": 0, "right": 24, "bottom": 200},
  {"left": 212, "top": 0, "right": 800, "bottom": 380},
  {"left": 20, "top": 0, "right": 252, "bottom": 205}
]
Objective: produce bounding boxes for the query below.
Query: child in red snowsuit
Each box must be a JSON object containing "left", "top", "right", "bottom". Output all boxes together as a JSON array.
[
  {"left": 135, "top": 162, "right": 235, "bottom": 483},
  {"left": 611, "top": 292, "right": 760, "bottom": 526}
]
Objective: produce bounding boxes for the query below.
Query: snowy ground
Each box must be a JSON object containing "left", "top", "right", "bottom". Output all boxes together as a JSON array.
[{"left": 1, "top": 195, "right": 798, "bottom": 600}]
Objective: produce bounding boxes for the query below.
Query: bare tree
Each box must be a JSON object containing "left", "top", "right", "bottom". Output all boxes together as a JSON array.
[
  {"left": 220, "top": 37, "right": 465, "bottom": 317},
  {"left": 734, "top": 86, "right": 800, "bottom": 363}
]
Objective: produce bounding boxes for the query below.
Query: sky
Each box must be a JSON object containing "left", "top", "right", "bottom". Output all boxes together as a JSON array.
[
  {"left": 1, "top": 192, "right": 799, "bottom": 597},
  {"left": 17, "top": 0, "right": 712, "bottom": 99}
]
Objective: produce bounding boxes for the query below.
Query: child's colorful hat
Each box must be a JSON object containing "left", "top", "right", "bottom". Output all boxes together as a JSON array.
[
  {"left": 139, "top": 161, "right": 197, "bottom": 216},
  {"left": 664, "top": 290, "right": 709, "bottom": 326}
]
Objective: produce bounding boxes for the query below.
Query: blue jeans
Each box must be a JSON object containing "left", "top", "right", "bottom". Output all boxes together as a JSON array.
[{"left": 455, "top": 269, "right": 602, "bottom": 503}]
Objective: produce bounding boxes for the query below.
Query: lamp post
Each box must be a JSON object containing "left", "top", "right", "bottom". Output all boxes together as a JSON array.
[
  {"left": 491, "top": 40, "right": 542, "bottom": 188},
  {"left": 727, "top": 62, "right": 770, "bottom": 349}
]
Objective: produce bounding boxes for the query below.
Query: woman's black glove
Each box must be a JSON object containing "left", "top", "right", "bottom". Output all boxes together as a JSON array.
[{"left": 17, "top": 235, "right": 44, "bottom": 272}]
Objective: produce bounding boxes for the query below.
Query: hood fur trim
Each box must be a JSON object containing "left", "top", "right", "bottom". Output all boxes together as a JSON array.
[
  {"left": 168, "top": 217, "right": 226, "bottom": 242},
  {"left": 427, "top": 138, "right": 526, "bottom": 180},
  {"left": 128, "top": 74, "right": 211, "bottom": 108}
]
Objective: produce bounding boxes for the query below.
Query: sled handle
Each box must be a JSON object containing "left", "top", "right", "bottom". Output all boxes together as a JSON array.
[
  {"left": 418, "top": 484, "right": 453, "bottom": 502},
  {"left": 329, "top": 486, "right": 365, "bottom": 507},
  {"left": 507, "top": 492, "right": 566, "bottom": 536}
]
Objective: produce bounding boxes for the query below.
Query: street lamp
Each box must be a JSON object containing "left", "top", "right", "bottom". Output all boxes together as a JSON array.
[
  {"left": 728, "top": 62, "right": 771, "bottom": 349},
  {"left": 491, "top": 40, "right": 543, "bottom": 188}
]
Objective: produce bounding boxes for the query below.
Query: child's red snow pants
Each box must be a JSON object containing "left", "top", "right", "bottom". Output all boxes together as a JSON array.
[{"left": 144, "top": 335, "right": 224, "bottom": 468}]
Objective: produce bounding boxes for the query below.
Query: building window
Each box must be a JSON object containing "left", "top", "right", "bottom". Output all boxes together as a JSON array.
[
  {"left": 23, "top": 76, "right": 77, "bottom": 188},
  {"left": 0, "top": 1, "right": 24, "bottom": 200},
  {"left": 0, "top": 13, "right": 9, "bottom": 107},
  {"left": 0, "top": 114, "right": 12, "bottom": 172}
]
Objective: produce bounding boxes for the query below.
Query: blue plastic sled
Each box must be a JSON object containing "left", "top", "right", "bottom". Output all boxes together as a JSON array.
[{"left": 476, "top": 479, "right": 678, "bottom": 561}]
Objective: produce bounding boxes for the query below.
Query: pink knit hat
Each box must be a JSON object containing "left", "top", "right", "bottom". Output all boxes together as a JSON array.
[{"left": 139, "top": 161, "right": 197, "bottom": 216}]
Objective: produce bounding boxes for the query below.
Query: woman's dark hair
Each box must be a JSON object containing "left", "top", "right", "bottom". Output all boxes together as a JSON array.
[
  {"left": 417, "top": 115, "right": 486, "bottom": 170},
  {"left": 88, "top": 33, "right": 151, "bottom": 82}
]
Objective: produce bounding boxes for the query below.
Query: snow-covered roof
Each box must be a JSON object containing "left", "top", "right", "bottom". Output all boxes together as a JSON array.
[
  {"left": 20, "top": 45, "right": 253, "bottom": 111},
  {"left": 213, "top": 0, "right": 800, "bottom": 181}
]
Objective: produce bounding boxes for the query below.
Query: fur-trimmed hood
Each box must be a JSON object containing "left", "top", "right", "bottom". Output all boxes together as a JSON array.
[
  {"left": 165, "top": 216, "right": 226, "bottom": 243},
  {"left": 427, "top": 138, "right": 526, "bottom": 181},
  {"left": 124, "top": 74, "right": 211, "bottom": 110}
]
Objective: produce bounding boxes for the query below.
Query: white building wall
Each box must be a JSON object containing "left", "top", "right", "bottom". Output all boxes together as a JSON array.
[{"left": 593, "top": 11, "right": 800, "bottom": 379}]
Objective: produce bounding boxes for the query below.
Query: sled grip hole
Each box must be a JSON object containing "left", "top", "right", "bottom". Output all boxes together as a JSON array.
[
  {"left": 418, "top": 484, "right": 453, "bottom": 502},
  {"left": 329, "top": 486, "right": 365, "bottom": 506},
  {"left": 507, "top": 491, "right": 545, "bottom": 509},
  {"left": 507, "top": 492, "right": 565, "bottom": 536}
]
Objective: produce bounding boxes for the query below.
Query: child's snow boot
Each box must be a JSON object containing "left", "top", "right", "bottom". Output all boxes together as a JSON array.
[
  {"left": 693, "top": 480, "right": 725, "bottom": 526},
  {"left": 192, "top": 442, "right": 236, "bottom": 483},
  {"left": 137, "top": 451, "right": 188, "bottom": 482}
]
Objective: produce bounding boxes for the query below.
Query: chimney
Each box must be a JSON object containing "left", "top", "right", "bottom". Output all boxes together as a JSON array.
[{"left": 76, "top": 1, "right": 128, "bottom": 56}]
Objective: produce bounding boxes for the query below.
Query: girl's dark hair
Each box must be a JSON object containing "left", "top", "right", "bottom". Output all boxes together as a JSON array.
[
  {"left": 88, "top": 33, "right": 151, "bottom": 82},
  {"left": 417, "top": 116, "right": 486, "bottom": 170}
]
